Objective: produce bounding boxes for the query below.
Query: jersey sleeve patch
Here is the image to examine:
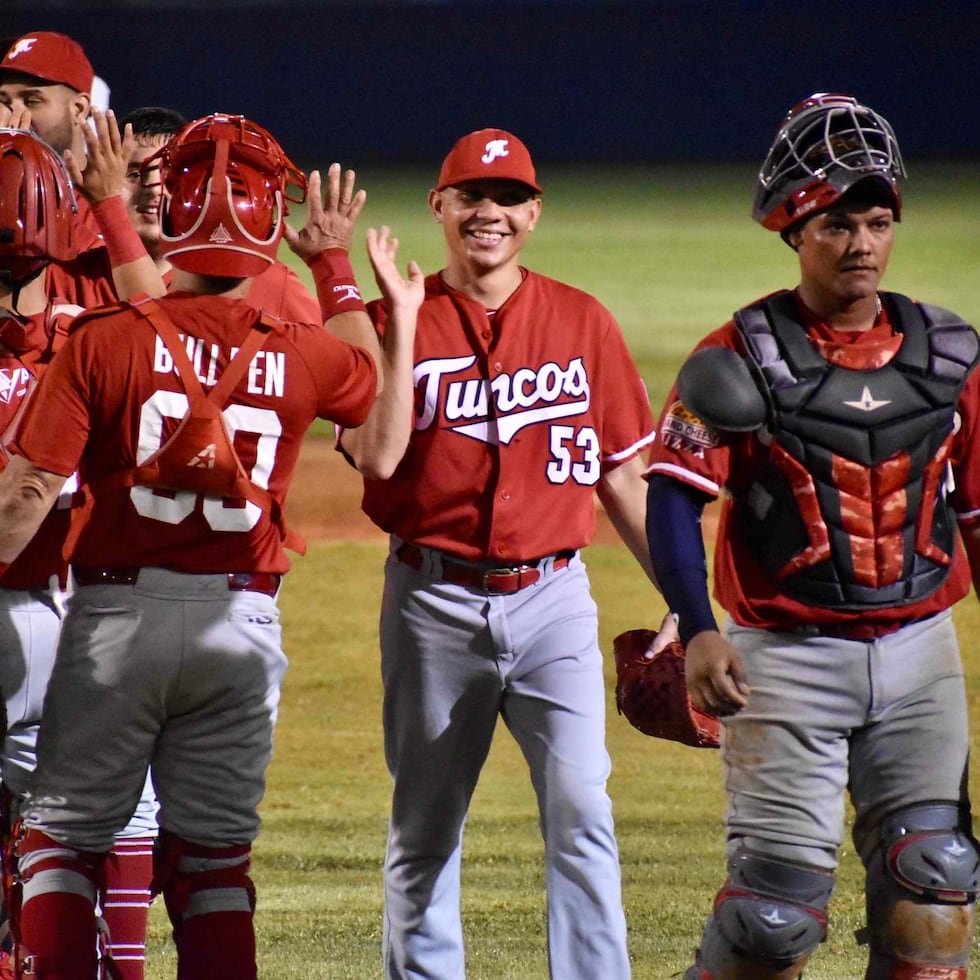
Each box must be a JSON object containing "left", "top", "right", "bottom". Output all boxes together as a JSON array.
[{"left": 660, "top": 400, "right": 720, "bottom": 453}]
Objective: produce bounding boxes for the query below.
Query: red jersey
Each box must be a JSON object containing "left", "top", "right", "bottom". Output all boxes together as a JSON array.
[
  {"left": 44, "top": 197, "right": 117, "bottom": 309},
  {"left": 646, "top": 293, "right": 980, "bottom": 631},
  {"left": 11, "top": 293, "right": 377, "bottom": 574},
  {"left": 245, "top": 262, "right": 320, "bottom": 324},
  {"left": 350, "top": 270, "right": 655, "bottom": 562},
  {"left": 0, "top": 303, "right": 83, "bottom": 589}
]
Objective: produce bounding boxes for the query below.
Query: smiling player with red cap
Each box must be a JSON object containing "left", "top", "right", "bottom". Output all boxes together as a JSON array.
[
  {"left": 339, "top": 127, "right": 671, "bottom": 979},
  {"left": 0, "top": 30, "right": 167, "bottom": 312}
]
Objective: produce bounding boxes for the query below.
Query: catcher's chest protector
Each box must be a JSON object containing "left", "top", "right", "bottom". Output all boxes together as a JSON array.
[{"left": 734, "top": 290, "right": 979, "bottom": 609}]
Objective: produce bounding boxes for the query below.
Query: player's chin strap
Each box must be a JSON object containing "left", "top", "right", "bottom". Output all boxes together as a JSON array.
[{"left": 69, "top": 296, "right": 305, "bottom": 556}]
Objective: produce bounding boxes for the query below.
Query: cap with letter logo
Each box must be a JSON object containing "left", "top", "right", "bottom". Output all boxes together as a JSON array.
[
  {"left": 0, "top": 31, "right": 95, "bottom": 96},
  {"left": 436, "top": 128, "right": 542, "bottom": 193}
]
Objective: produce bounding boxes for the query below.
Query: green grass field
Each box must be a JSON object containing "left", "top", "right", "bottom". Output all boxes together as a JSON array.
[{"left": 143, "top": 164, "right": 980, "bottom": 978}]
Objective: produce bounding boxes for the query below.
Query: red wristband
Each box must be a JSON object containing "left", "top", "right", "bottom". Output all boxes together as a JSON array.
[
  {"left": 91, "top": 196, "right": 148, "bottom": 267},
  {"left": 306, "top": 248, "right": 367, "bottom": 320}
]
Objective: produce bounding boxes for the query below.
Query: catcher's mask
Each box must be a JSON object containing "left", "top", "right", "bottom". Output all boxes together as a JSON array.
[
  {"left": 752, "top": 93, "right": 905, "bottom": 239},
  {"left": 0, "top": 128, "right": 78, "bottom": 289},
  {"left": 153, "top": 113, "right": 306, "bottom": 278}
]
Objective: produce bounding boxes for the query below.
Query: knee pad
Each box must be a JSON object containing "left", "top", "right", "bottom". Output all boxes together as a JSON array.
[
  {"left": 152, "top": 831, "right": 255, "bottom": 930},
  {"left": 878, "top": 803, "right": 980, "bottom": 903},
  {"left": 709, "top": 847, "right": 834, "bottom": 963},
  {"left": 863, "top": 804, "right": 978, "bottom": 973}
]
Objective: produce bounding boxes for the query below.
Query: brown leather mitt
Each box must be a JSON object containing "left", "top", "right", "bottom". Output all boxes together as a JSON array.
[{"left": 613, "top": 628, "right": 721, "bottom": 748}]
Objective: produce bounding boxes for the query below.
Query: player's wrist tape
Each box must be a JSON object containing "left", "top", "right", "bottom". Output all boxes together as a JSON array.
[
  {"left": 307, "top": 248, "right": 367, "bottom": 321},
  {"left": 91, "top": 196, "right": 148, "bottom": 267}
]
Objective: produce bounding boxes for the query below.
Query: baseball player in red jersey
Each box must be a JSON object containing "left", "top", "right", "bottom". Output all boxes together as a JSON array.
[
  {"left": 339, "top": 128, "right": 669, "bottom": 979},
  {"left": 0, "top": 112, "right": 421, "bottom": 979},
  {"left": 0, "top": 122, "right": 164, "bottom": 980},
  {"left": 0, "top": 31, "right": 165, "bottom": 310},
  {"left": 117, "top": 105, "right": 323, "bottom": 324},
  {"left": 644, "top": 94, "right": 980, "bottom": 978}
]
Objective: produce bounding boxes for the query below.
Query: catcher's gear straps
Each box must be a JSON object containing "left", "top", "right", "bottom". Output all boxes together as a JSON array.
[
  {"left": 10, "top": 825, "right": 108, "bottom": 978},
  {"left": 711, "top": 846, "right": 834, "bottom": 962},
  {"left": 152, "top": 831, "right": 257, "bottom": 980},
  {"left": 71, "top": 297, "right": 304, "bottom": 554}
]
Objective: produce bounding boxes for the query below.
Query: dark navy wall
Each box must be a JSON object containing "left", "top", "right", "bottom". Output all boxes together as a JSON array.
[{"left": 4, "top": 1, "right": 978, "bottom": 166}]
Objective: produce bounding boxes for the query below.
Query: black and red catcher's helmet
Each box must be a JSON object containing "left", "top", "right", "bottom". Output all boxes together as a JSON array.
[
  {"left": 154, "top": 113, "right": 306, "bottom": 278},
  {"left": 0, "top": 128, "right": 78, "bottom": 288},
  {"left": 752, "top": 93, "right": 906, "bottom": 237}
]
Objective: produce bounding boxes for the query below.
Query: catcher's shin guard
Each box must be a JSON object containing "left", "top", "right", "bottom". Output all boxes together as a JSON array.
[
  {"left": 691, "top": 846, "right": 834, "bottom": 979},
  {"left": 857, "top": 803, "right": 978, "bottom": 980},
  {"left": 12, "top": 826, "right": 104, "bottom": 979},
  {"left": 152, "top": 831, "right": 256, "bottom": 980},
  {"left": 101, "top": 837, "right": 154, "bottom": 980}
]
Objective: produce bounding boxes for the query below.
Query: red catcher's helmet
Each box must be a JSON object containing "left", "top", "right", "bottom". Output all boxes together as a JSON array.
[
  {"left": 154, "top": 114, "right": 306, "bottom": 278},
  {"left": 0, "top": 127, "right": 78, "bottom": 287},
  {"left": 752, "top": 93, "right": 906, "bottom": 236}
]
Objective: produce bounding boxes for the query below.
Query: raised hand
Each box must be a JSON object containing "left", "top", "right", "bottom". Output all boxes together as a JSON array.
[
  {"left": 64, "top": 106, "right": 133, "bottom": 203},
  {"left": 366, "top": 226, "right": 424, "bottom": 314},
  {"left": 283, "top": 163, "right": 366, "bottom": 261}
]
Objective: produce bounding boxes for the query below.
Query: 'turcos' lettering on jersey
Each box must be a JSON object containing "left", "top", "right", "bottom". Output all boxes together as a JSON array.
[
  {"left": 415, "top": 355, "right": 591, "bottom": 445},
  {"left": 152, "top": 335, "right": 284, "bottom": 398}
]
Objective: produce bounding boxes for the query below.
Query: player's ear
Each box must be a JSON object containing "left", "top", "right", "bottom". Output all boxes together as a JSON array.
[
  {"left": 527, "top": 196, "right": 542, "bottom": 232},
  {"left": 70, "top": 90, "right": 91, "bottom": 125},
  {"left": 428, "top": 188, "right": 444, "bottom": 223}
]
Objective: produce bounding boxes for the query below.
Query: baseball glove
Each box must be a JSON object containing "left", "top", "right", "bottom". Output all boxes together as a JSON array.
[{"left": 613, "top": 628, "right": 721, "bottom": 748}]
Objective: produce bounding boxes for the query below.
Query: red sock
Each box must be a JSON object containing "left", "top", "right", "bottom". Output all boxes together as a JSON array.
[
  {"left": 177, "top": 911, "right": 256, "bottom": 980},
  {"left": 102, "top": 836, "right": 154, "bottom": 980}
]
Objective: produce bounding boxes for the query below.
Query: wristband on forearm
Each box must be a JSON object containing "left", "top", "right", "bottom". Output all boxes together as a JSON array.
[
  {"left": 91, "top": 196, "right": 147, "bottom": 267},
  {"left": 306, "top": 248, "right": 367, "bottom": 320}
]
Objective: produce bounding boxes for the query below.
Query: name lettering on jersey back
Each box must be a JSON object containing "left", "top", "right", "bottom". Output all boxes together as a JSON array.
[
  {"left": 415, "top": 355, "right": 590, "bottom": 444},
  {"left": 152, "top": 335, "right": 284, "bottom": 398}
]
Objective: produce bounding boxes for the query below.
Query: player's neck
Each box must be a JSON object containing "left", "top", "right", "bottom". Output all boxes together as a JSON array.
[
  {"left": 0, "top": 275, "right": 47, "bottom": 317},
  {"left": 171, "top": 268, "right": 252, "bottom": 299},
  {"left": 151, "top": 252, "right": 172, "bottom": 278},
  {"left": 441, "top": 261, "right": 523, "bottom": 311},
  {"left": 796, "top": 285, "right": 881, "bottom": 333}
]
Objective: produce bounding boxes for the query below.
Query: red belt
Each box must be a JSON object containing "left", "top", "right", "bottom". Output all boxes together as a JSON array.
[
  {"left": 396, "top": 544, "right": 573, "bottom": 595},
  {"left": 72, "top": 566, "right": 281, "bottom": 597},
  {"left": 797, "top": 620, "right": 907, "bottom": 641}
]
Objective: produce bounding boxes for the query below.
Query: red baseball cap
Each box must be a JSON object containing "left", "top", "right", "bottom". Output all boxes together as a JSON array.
[
  {"left": 0, "top": 32, "right": 94, "bottom": 95},
  {"left": 436, "top": 128, "right": 542, "bottom": 193}
]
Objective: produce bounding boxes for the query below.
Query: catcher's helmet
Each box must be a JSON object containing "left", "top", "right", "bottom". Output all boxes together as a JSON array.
[
  {"left": 154, "top": 113, "right": 306, "bottom": 278},
  {"left": 0, "top": 128, "right": 78, "bottom": 287},
  {"left": 753, "top": 93, "right": 906, "bottom": 236}
]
